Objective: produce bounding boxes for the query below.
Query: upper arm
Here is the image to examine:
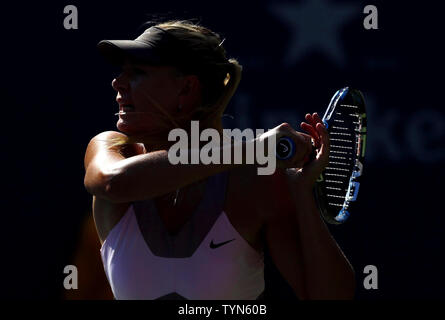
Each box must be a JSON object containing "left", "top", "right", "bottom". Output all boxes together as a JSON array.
[
  {"left": 262, "top": 169, "right": 308, "bottom": 299},
  {"left": 84, "top": 131, "right": 143, "bottom": 198}
]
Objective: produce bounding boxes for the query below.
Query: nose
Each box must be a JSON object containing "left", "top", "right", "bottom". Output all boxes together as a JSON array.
[{"left": 111, "top": 72, "right": 129, "bottom": 92}]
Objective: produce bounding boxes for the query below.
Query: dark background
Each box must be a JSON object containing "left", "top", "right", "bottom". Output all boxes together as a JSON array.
[{"left": 2, "top": 0, "right": 444, "bottom": 299}]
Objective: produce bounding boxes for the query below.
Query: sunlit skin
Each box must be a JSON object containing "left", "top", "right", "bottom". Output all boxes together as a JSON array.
[{"left": 84, "top": 60, "right": 356, "bottom": 299}]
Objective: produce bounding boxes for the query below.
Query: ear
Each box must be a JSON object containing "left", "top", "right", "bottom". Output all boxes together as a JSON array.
[{"left": 178, "top": 75, "right": 202, "bottom": 107}]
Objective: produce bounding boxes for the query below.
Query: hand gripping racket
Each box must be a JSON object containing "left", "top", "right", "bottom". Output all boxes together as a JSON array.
[{"left": 275, "top": 87, "right": 367, "bottom": 224}]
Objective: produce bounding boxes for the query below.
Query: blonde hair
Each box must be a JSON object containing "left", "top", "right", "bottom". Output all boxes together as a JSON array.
[{"left": 111, "top": 20, "right": 242, "bottom": 148}]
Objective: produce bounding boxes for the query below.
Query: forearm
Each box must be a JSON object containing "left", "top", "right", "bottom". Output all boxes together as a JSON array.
[
  {"left": 292, "top": 188, "right": 356, "bottom": 299},
  {"left": 99, "top": 140, "right": 250, "bottom": 203}
]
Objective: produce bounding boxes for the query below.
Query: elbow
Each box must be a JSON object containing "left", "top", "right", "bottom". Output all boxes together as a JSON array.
[
  {"left": 327, "top": 257, "right": 356, "bottom": 300},
  {"left": 348, "top": 268, "right": 357, "bottom": 299},
  {"left": 322, "top": 277, "right": 356, "bottom": 301},
  {"left": 337, "top": 267, "right": 356, "bottom": 300},
  {"left": 84, "top": 168, "right": 128, "bottom": 203},
  {"left": 339, "top": 283, "right": 356, "bottom": 301},
  {"left": 312, "top": 266, "right": 356, "bottom": 300}
]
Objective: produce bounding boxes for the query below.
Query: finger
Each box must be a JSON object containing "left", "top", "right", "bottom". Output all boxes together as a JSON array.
[
  {"left": 316, "top": 122, "right": 330, "bottom": 151},
  {"left": 295, "top": 131, "right": 315, "bottom": 153},
  {"left": 301, "top": 132, "right": 315, "bottom": 161},
  {"left": 300, "top": 122, "right": 320, "bottom": 144},
  {"left": 305, "top": 113, "right": 317, "bottom": 128},
  {"left": 280, "top": 122, "right": 293, "bottom": 129},
  {"left": 301, "top": 120, "right": 321, "bottom": 149},
  {"left": 309, "top": 126, "right": 327, "bottom": 169},
  {"left": 301, "top": 126, "right": 320, "bottom": 151},
  {"left": 313, "top": 112, "right": 323, "bottom": 125}
]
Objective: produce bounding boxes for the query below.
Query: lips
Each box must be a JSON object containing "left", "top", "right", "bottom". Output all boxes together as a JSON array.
[
  {"left": 122, "top": 104, "right": 135, "bottom": 112},
  {"left": 117, "top": 95, "right": 135, "bottom": 113}
]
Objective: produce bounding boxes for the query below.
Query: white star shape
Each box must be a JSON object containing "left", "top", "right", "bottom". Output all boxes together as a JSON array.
[{"left": 269, "top": 0, "right": 359, "bottom": 67}]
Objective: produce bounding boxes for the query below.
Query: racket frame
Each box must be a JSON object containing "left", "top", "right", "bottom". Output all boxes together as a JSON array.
[{"left": 314, "top": 87, "right": 367, "bottom": 224}]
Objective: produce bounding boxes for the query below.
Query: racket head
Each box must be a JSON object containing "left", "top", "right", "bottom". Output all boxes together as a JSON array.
[{"left": 315, "top": 87, "right": 367, "bottom": 224}]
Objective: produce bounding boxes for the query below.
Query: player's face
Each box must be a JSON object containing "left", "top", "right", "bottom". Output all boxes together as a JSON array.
[{"left": 112, "top": 61, "right": 182, "bottom": 135}]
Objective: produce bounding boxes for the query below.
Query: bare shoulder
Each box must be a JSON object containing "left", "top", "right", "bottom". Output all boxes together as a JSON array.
[
  {"left": 85, "top": 131, "right": 146, "bottom": 245},
  {"left": 84, "top": 131, "right": 144, "bottom": 168},
  {"left": 85, "top": 130, "right": 124, "bottom": 152}
]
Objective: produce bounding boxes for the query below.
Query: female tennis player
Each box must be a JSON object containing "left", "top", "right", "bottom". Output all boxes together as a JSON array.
[{"left": 84, "top": 20, "right": 355, "bottom": 300}]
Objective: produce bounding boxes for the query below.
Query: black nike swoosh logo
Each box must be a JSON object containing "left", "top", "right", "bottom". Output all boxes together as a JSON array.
[{"left": 210, "top": 238, "right": 236, "bottom": 249}]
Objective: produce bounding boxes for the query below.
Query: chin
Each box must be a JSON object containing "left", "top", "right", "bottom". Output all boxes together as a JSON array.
[
  {"left": 117, "top": 120, "right": 158, "bottom": 136},
  {"left": 116, "top": 120, "right": 138, "bottom": 135}
]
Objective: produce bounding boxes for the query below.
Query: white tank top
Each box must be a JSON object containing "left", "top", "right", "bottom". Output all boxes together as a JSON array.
[{"left": 100, "top": 172, "right": 265, "bottom": 300}]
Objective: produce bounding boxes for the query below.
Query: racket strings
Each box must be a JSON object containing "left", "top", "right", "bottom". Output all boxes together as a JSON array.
[
  {"left": 323, "top": 103, "right": 362, "bottom": 209},
  {"left": 316, "top": 89, "right": 366, "bottom": 223}
]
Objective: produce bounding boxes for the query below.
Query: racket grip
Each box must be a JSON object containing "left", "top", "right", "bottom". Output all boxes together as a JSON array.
[
  {"left": 276, "top": 137, "right": 317, "bottom": 163},
  {"left": 275, "top": 136, "right": 295, "bottom": 160}
]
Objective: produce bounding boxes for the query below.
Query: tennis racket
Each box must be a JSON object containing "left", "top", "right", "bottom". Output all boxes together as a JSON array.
[{"left": 276, "top": 87, "right": 367, "bottom": 224}]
